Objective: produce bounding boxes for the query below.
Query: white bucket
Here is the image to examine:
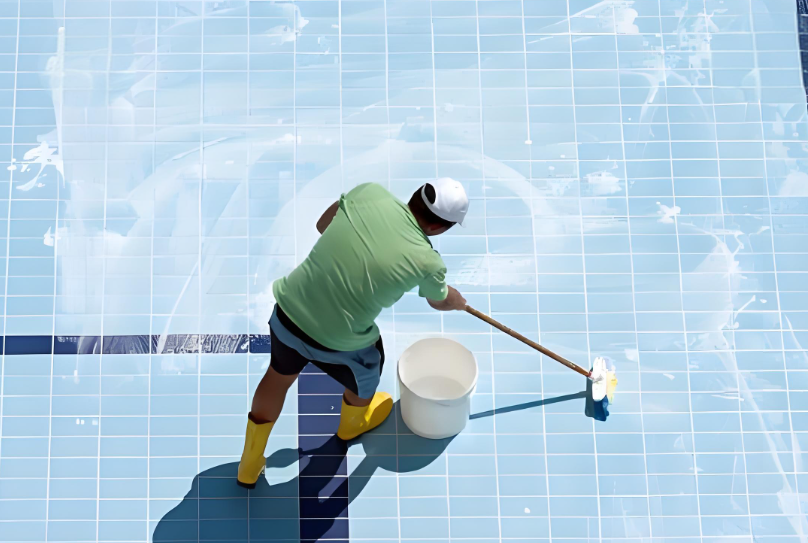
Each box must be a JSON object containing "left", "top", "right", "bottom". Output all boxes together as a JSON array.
[{"left": 397, "top": 338, "right": 478, "bottom": 439}]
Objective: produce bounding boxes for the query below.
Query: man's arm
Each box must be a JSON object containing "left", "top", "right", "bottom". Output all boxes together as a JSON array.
[
  {"left": 316, "top": 201, "right": 340, "bottom": 234},
  {"left": 419, "top": 257, "right": 465, "bottom": 311},
  {"left": 427, "top": 285, "right": 467, "bottom": 311}
]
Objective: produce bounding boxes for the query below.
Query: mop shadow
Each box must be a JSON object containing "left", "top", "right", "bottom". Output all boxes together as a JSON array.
[
  {"left": 152, "top": 393, "right": 586, "bottom": 543},
  {"left": 470, "top": 390, "right": 587, "bottom": 420}
]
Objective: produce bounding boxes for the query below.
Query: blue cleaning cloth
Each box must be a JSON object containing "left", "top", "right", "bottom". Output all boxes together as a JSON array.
[
  {"left": 584, "top": 376, "right": 610, "bottom": 422},
  {"left": 591, "top": 396, "right": 609, "bottom": 422}
]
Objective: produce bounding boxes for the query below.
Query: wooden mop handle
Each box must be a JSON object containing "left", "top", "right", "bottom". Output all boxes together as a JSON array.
[{"left": 464, "top": 305, "right": 592, "bottom": 378}]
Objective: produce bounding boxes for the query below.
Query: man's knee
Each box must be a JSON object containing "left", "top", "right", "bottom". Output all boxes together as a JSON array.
[{"left": 265, "top": 366, "right": 300, "bottom": 389}]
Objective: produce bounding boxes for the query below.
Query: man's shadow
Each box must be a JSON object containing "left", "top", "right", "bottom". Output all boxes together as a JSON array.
[{"left": 152, "top": 392, "right": 586, "bottom": 543}]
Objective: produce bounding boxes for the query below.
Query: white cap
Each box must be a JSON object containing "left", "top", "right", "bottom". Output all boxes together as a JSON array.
[{"left": 421, "top": 177, "right": 469, "bottom": 226}]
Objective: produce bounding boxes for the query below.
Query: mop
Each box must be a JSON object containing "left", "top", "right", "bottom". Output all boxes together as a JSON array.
[{"left": 465, "top": 305, "right": 617, "bottom": 420}]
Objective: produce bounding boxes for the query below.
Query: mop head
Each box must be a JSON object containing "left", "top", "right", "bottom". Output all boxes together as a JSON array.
[{"left": 588, "top": 357, "right": 617, "bottom": 422}]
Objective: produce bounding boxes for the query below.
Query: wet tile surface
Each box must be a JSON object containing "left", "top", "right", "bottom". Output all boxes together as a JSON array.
[{"left": 1, "top": 1, "right": 808, "bottom": 542}]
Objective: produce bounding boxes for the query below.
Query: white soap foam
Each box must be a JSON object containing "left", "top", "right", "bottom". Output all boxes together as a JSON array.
[{"left": 408, "top": 375, "right": 468, "bottom": 401}]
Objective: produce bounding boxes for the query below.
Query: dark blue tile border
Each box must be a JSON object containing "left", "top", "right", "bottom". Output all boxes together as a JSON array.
[
  {"left": 54, "top": 335, "right": 100, "bottom": 354},
  {"left": 4, "top": 335, "right": 52, "bottom": 355},
  {"left": 1, "top": 334, "right": 271, "bottom": 355},
  {"left": 297, "top": 366, "right": 348, "bottom": 542}
]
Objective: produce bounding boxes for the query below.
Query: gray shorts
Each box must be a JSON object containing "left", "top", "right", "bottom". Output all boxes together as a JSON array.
[{"left": 268, "top": 305, "right": 385, "bottom": 399}]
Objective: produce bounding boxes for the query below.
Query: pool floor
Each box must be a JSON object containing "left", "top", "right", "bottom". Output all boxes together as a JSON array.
[{"left": 0, "top": 0, "right": 807, "bottom": 542}]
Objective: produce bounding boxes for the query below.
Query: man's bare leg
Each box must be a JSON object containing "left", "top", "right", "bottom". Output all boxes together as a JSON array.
[
  {"left": 251, "top": 367, "right": 299, "bottom": 423},
  {"left": 238, "top": 366, "right": 299, "bottom": 488},
  {"left": 343, "top": 388, "right": 372, "bottom": 407}
]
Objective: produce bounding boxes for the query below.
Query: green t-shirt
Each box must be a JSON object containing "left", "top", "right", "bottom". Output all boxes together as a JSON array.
[{"left": 272, "top": 183, "right": 449, "bottom": 351}]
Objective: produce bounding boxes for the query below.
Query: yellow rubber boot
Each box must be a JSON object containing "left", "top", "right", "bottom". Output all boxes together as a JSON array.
[
  {"left": 237, "top": 415, "right": 274, "bottom": 489},
  {"left": 336, "top": 392, "right": 393, "bottom": 441}
]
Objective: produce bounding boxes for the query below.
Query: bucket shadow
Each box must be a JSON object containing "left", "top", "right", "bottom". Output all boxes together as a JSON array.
[{"left": 152, "top": 393, "right": 585, "bottom": 542}]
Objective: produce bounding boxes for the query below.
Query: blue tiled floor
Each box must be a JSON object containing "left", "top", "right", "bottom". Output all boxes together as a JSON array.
[{"left": 2, "top": 0, "right": 808, "bottom": 542}]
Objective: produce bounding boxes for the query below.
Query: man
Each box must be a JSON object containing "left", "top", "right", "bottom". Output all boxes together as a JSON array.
[{"left": 237, "top": 178, "right": 469, "bottom": 488}]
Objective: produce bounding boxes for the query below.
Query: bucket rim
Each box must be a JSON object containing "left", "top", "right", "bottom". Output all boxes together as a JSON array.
[{"left": 397, "top": 337, "right": 478, "bottom": 403}]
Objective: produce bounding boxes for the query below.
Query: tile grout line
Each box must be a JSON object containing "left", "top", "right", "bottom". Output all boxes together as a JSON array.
[
  {"left": 292, "top": 4, "right": 300, "bottom": 540},
  {"left": 566, "top": 2, "right": 604, "bottom": 542},
  {"left": 710, "top": 9, "right": 754, "bottom": 538},
  {"left": 478, "top": 0, "right": 504, "bottom": 539},
  {"left": 715, "top": 6, "right": 761, "bottom": 535},
  {"left": 94, "top": 0, "right": 113, "bottom": 539},
  {"left": 338, "top": 0, "right": 344, "bottom": 200},
  {"left": 427, "top": 3, "right": 452, "bottom": 540},
  {"left": 0, "top": 0, "right": 22, "bottom": 501},
  {"left": 197, "top": 5, "right": 205, "bottom": 543},
  {"left": 665, "top": 3, "right": 704, "bottom": 537},
  {"left": 656, "top": 0, "right": 680, "bottom": 530},
  {"left": 246, "top": 1, "right": 251, "bottom": 540},
  {"left": 4, "top": 477, "right": 808, "bottom": 485},
  {"left": 146, "top": 0, "right": 158, "bottom": 540},
  {"left": 614, "top": 5, "right": 654, "bottom": 539},
  {"left": 757, "top": 2, "right": 806, "bottom": 537},
  {"left": 517, "top": 1, "right": 554, "bottom": 540},
  {"left": 45, "top": 0, "right": 66, "bottom": 540},
  {"left": 380, "top": 0, "right": 403, "bottom": 541}
]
